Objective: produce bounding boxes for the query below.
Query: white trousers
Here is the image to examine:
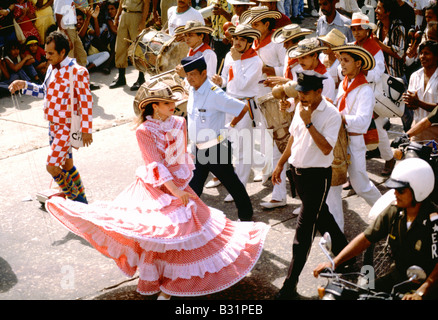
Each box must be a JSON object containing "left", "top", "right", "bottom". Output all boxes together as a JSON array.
[{"left": 374, "top": 116, "right": 394, "bottom": 161}]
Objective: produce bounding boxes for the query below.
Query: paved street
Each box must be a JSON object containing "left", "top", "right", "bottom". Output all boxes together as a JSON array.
[{"left": 0, "top": 19, "right": 403, "bottom": 303}]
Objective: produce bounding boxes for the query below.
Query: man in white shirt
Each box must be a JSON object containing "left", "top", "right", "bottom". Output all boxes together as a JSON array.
[
  {"left": 167, "top": 0, "right": 205, "bottom": 36},
  {"left": 53, "top": 0, "right": 87, "bottom": 67},
  {"left": 273, "top": 70, "right": 348, "bottom": 299},
  {"left": 317, "top": 0, "right": 354, "bottom": 42}
]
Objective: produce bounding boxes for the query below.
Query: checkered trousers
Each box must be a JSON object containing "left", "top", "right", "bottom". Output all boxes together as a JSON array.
[{"left": 47, "top": 123, "right": 72, "bottom": 166}]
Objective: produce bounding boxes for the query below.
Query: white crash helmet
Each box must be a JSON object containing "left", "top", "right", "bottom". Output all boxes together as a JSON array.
[{"left": 385, "top": 158, "right": 435, "bottom": 202}]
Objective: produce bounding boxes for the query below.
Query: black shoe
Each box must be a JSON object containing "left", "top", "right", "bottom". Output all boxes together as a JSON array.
[
  {"left": 275, "top": 286, "right": 299, "bottom": 300},
  {"left": 90, "top": 83, "right": 100, "bottom": 91},
  {"left": 130, "top": 79, "right": 145, "bottom": 91},
  {"left": 366, "top": 148, "right": 381, "bottom": 160},
  {"left": 102, "top": 67, "right": 111, "bottom": 75},
  {"left": 109, "top": 77, "right": 126, "bottom": 89}
]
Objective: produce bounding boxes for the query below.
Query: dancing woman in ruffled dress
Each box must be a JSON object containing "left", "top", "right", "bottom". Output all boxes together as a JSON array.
[{"left": 45, "top": 82, "right": 269, "bottom": 299}]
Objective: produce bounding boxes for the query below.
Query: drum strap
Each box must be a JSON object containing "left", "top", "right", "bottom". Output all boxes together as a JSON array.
[{"left": 244, "top": 98, "right": 257, "bottom": 128}]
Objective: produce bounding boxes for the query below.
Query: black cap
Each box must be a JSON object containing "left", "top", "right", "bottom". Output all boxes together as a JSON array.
[
  {"left": 295, "top": 70, "right": 326, "bottom": 92},
  {"left": 181, "top": 52, "right": 207, "bottom": 73}
]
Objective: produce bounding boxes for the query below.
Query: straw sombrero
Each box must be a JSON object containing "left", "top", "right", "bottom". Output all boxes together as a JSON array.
[
  {"left": 228, "top": 23, "right": 261, "bottom": 40},
  {"left": 134, "top": 82, "right": 184, "bottom": 112},
  {"left": 174, "top": 20, "right": 214, "bottom": 36},
  {"left": 287, "top": 37, "right": 328, "bottom": 59},
  {"left": 348, "top": 12, "right": 377, "bottom": 31},
  {"left": 332, "top": 44, "right": 376, "bottom": 71},
  {"left": 239, "top": 6, "right": 282, "bottom": 25},
  {"left": 272, "top": 24, "right": 313, "bottom": 44},
  {"left": 317, "top": 28, "right": 346, "bottom": 47}
]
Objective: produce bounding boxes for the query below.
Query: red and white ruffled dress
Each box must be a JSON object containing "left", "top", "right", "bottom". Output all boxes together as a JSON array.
[{"left": 46, "top": 115, "right": 269, "bottom": 297}]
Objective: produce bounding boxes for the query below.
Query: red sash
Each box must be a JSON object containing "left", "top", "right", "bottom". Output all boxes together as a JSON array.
[
  {"left": 188, "top": 43, "right": 212, "bottom": 56},
  {"left": 338, "top": 72, "right": 368, "bottom": 112},
  {"left": 284, "top": 57, "right": 298, "bottom": 79},
  {"left": 229, "top": 48, "right": 258, "bottom": 81},
  {"left": 314, "top": 60, "right": 327, "bottom": 75},
  {"left": 253, "top": 30, "right": 275, "bottom": 51},
  {"left": 356, "top": 36, "right": 381, "bottom": 57}
]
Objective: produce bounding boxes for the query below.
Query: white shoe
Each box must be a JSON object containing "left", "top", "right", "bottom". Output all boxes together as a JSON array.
[
  {"left": 224, "top": 194, "right": 234, "bottom": 202},
  {"left": 311, "top": 9, "right": 319, "bottom": 17},
  {"left": 260, "top": 199, "right": 287, "bottom": 209},
  {"left": 157, "top": 292, "right": 171, "bottom": 300},
  {"left": 205, "top": 178, "right": 221, "bottom": 188},
  {"left": 292, "top": 206, "right": 302, "bottom": 215},
  {"left": 253, "top": 174, "right": 263, "bottom": 182},
  {"left": 261, "top": 174, "right": 272, "bottom": 186}
]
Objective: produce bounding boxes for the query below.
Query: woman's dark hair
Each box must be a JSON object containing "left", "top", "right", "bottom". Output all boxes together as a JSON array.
[
  {"left": 45, "top": 31, "right": 70, "bottom": 56},
  {"left": 378, "top": 0, "right": 397, "bottom": 20},
  {"left": 426, "top": 1, "right": 438, "bottom": 20},
  {"left": 135, "top": 102, "right": 155, "bottom": 127},
  {"left": 5, "top": 40, "right": 21, "bottom": 54}
]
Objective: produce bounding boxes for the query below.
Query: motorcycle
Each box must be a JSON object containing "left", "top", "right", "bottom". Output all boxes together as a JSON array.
[{"left": 316, "top": 233, "right": 427, "bottom": 300}]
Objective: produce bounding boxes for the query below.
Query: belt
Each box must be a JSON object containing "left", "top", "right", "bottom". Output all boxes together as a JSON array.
[
  {"left": 196, "top": 133, "right": 228, "bottom": 150},
  {"left": 290, "top": 165, "right": 330, "bottom": 176},
  {"left": 239, "top": 97, "right": 257, "bottom": 127},
  {"left": 122, "top": 8, "right": 142, "bottom": 13},
  {"left": 348, "top": 132, "right": 363, "bottom": 136}
]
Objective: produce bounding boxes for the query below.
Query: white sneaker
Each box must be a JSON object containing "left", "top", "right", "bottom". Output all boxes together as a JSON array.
[
  {"left": 224, "top": 194, "right": 234, "bottom": 202},
  {"left": 157, "top": 292, "right": 171, "bottom": 300},
  {"left": 205, "top": 178, "right": 221, "bottom": 188},
  {"left": 253, "top": 174, "right": 263, "bottom": 182},
  {"left": 311, "top": 9, "right": 319, "bottom": 17},
  {"left": 260, "top": 199, "right": 287, "bottom": 209}
]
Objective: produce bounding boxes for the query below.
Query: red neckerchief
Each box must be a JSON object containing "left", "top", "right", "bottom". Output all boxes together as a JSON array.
[
  {"left": 356, "top": 35, "right": 381, "bottom": 57},
  {"left": 284, "top": 57, "right": 298, "bottom": 79},
  {"left": 314, "top": 60, "right": 327, "bottom": 75},
  {"left": 338, "top": 71, "right": 368, "bottom": 112},
  {"left": 188, "top": 43, "right": 212, "bottom": 56},
  {"left": 253, "top": 30, "right": 276, "bottom": 51},
  {"left": 229, "top": 48, "right": 258, "bottom": 81}
]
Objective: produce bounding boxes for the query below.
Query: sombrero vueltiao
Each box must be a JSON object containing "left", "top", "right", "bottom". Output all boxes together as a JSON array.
[
  {"left": 134, "top": 82, "right": 184, "bottom": 112},
  {"left": 272, "top": 24, "right": 313, "bottom": 44},
  {"left": 287, "top": 37, "right": 328, "bottom": 59},
  {"left": 348, "top": 12, "right": 377, "bottom": 31},
  {"left": 331, "top": 44, "right": 376, "bottom": 71},
  {"left": 239, "top": 6, "right": 282, "bottom": 25},
  {"left": 228, "top": 23, "right": 261, "bottom": 40},
  {"left": 174, "top": 20, "right": 214, "bottom": 36}
]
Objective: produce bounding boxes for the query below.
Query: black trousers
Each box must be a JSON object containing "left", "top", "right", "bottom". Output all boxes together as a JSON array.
[
  {"left": 189, "top": 141, "right": 254, "bottom": 221},
  {"left": 282, "top": 166, "right": 348, "bottom": 290}
]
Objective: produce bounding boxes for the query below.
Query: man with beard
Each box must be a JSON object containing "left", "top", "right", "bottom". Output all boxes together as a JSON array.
[{"left": 316, "top": 0, "right": 354, "bottom": 42}]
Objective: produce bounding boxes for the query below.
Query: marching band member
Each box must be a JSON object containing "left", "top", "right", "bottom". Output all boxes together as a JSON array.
[
  {"left": 349, "top": 12, "right": 396, "bottom": 177},
  {"left": 332, "top": 44, "right": 382, "bottom": 208},
  {"left": 211, "top": 24, "right": 264, "bottom": 202},
  {"left": 174, "top": 20, "right": 218, "bottom": 79}
]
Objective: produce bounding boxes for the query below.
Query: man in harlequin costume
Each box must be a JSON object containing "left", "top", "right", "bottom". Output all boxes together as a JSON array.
[{"left": 9, "top": 31, "right": 93, "bottom": 204}]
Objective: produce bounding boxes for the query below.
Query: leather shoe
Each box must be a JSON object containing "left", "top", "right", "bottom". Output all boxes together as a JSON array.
[
  {"left": 130, "top": 79, "right": 145, "bottom": 91},
  {"left": 260, "top": 199, "right": 287, "bottom": 209},
  {"left": 109, "top": 77, "right": 126, "bottom": 89},
  {"left": 381, "top": 158, "right": 396, "bottom": 176}
]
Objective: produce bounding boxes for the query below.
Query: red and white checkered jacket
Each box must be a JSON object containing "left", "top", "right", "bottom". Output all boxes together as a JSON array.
[{"left": 23, "top": 58, "right": 93, "bottom": 134}]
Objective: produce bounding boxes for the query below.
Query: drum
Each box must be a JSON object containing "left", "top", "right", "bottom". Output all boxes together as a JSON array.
[
  {"left": 331, "top": 125, "right": 350, "bottom": 186},
  {"left": 257, "top": 93, "right": 293, "bottom": 153},
  {"left": 128, "top": 27, "right": 189, "bottom": 75},
  {"left": 133, "top": 73, "right": 189, "bottom": 117}
]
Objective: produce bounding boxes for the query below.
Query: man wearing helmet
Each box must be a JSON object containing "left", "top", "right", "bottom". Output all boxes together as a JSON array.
[{"left": 314, "top": 158, "right": 438, "bottom": 299}]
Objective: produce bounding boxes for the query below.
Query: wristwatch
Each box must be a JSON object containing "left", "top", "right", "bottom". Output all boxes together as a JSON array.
[
  {"left": 415, "top": 290, "right": 424, "bottom": 298},
  {"left": 306, "top": 122, "right": 313, "bottom": 129}
]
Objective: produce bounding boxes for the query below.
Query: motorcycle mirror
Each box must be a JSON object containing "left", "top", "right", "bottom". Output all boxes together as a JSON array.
[{"left": 406, "top": 266, "right": 426, "bottom": 282}]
